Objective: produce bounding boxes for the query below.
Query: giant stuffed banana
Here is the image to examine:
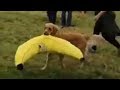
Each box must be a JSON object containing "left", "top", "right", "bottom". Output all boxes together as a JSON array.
[{"left": 15, "top": 35, "right": 83, "bottom": 70}]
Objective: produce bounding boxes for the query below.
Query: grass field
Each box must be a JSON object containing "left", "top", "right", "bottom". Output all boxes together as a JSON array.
[{"left": 1, "top": 11, "right": 120, "bottom": 79}]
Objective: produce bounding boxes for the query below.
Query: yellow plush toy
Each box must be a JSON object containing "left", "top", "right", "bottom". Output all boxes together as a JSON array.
[{"left": 15, "top": 35, "right": 83, "bottom": 70}]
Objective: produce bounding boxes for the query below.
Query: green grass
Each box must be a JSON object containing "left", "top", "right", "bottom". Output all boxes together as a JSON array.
[{"left": 1, "top": 11, "right": 120, "bottom": 79}]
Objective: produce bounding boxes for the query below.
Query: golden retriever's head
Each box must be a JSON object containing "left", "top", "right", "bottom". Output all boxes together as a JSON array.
[{"left": 44, "top": 23, "right": 60, "bottom": 35}]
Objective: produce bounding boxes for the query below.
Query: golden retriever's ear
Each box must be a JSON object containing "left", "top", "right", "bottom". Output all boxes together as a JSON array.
[{"left": 53, "top": 24, "right": 60, "bottom": 31}]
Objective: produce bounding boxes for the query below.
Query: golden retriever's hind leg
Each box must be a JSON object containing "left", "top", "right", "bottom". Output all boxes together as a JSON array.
[
  {"left": 41, "top": 53, "right": 51, "bottom": 70},
  {"left": 58, "top": 54, "right": 65, "bottom": 69}
]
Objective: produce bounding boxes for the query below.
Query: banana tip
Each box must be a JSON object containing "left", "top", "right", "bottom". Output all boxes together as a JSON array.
[{"left": 17, "top": 64, "right": 24, "bottom": 70}]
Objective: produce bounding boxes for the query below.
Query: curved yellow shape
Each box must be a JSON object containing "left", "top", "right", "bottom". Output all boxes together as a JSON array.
[{"left": 15, "top": 35, "right": 83, "bottom": 66}]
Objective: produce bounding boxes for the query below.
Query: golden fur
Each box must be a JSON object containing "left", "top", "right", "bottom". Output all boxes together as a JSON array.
[
  {"left": 41, "top": 23, "right": 89, "bottom": 70},
  {"left": 41, "top": 23, "right": 107, "bottom": 70},
  {"left": 44, "top": 23, "right": 89, "bottom": 54}
]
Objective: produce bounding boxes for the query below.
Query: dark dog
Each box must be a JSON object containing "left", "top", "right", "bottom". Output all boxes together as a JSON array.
[{"left": 94, "top": 11, "right": 120, "bottom": 56}]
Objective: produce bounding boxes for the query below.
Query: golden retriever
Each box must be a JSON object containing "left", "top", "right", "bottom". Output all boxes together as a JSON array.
[
  {"left": 40, "top": 23, "right": 89, "bottom": 70},
  {"left": 41, "top": 23, "right": 105, "bottom": 70}
]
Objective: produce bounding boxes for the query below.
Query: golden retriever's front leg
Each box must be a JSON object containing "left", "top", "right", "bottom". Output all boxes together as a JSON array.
[
  {"left": 58, "top": 54, "right": 65, "bottom": 69},
  {"left": 41, "top": 53, "right": 50, "bottom": 70}
]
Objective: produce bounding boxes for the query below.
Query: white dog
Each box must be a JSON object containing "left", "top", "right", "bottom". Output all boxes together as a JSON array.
[{"left": 86, "top": 34, "right": 107, "bottom": 53}]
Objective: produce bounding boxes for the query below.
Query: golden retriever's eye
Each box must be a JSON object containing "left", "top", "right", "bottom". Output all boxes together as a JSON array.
[{"left": 48, "top": 28, "right": 51, "bottom": 31}]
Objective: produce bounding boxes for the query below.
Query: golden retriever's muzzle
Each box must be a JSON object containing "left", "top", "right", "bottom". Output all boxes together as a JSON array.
[{"left": 44, "top": 32, "right": 49, "bottom": 35}]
